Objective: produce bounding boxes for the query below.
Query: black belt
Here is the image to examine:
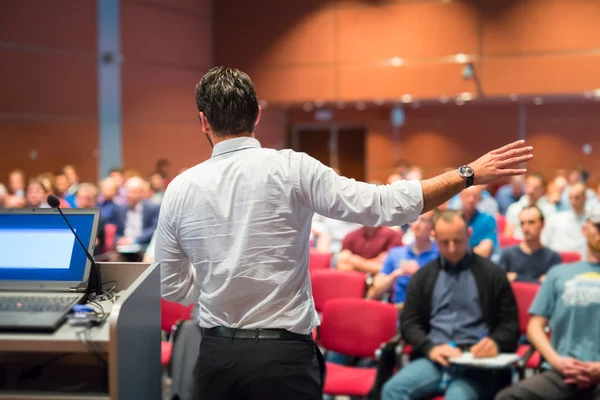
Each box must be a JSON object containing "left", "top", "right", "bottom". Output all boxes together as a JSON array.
[{"left": 201, "top": 326, "right": 312, "bottom": 341}]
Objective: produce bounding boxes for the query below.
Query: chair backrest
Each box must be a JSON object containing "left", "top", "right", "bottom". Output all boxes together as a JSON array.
[
  {"left": 499, "top": 236, "right": 522, "bottom": 248},
  {"left": 309, "top": 251, "right": 332, "bottom": 271},
  {"left": 496, "top": 215, "right": 506, "bottom": 235},
  {"left": 161, "top": 299, "right": 193, "bottom": 333},
  {"left": 320, "top": 298, "right": 398, "bottom": 358},
  {"left": 104, "top": 223, "right": 117, "bottom": 252},
  {"left": 310, "top": 270, "right": 366, "bottom": 312},
  {"left": 559, "top": 252, "right": 581, "bottom": 263},
  {"left": 511, "top": 282, "right": 540, "bottom": 334}
]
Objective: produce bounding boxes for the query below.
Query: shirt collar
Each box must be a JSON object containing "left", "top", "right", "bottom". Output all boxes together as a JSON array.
[
  {"left": 211, "top": 136, "right": 261, "bottom": 158},
  {"left": 440, "top": 251, "right": 472, "bottom": 272}
]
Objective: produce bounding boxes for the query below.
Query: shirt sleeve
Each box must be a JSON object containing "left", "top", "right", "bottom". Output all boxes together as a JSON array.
[
  {"left": 155, "top": 188, "right": 200, "bottom": 306},
  {"left": 528, "top": 268, "right": 558, "bottom": 318},
  {"left": 381, "top": 250, "right": 398, "bottom": 275},
  {"left": 294, "top": 152, "right": 424, "bottom": 227}
]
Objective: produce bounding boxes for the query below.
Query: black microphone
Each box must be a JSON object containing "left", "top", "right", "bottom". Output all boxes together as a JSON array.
[{"left": 47, "top": 194, "right": 102, "bottom": 296}]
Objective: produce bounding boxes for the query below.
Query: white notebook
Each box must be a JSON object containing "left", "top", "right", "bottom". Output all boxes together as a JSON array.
[{"left": 449, "top": 352, "right": 520, "bottom": 369}]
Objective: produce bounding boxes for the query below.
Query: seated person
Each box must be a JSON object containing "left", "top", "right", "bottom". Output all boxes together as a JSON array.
[
  {"left": 499, "top": 205, "right": 561, "bottom": 283},
  {"left": 75, "top": 183, "right": 106, "bottom": 257},
  {"left": 495, "top": 204, "right": 600, "bottom": 400},
  {"left": 115, "top": 176, "right": 160, "bottom": 251},
  {"left": 457, "top": 186, "right": 498, "bottom": 258},
  {"left": 542, "top": 182, "right": 589, "bottom": 259},
  {"left": 25, "top": 179, "right": 50, "bottom": 208},
  {"left": 337, "top": 226, "right": 403, "bottom": 274},
  {"left": 505, "top": 173, "right": 556, "bottom": 239},
  {"left": 311, "top": 214, "right": 360, "bottom": 255},
  {"left": 449, "top": 185, "right": 500, "bottom": 217},
  {"left": 495, "top": 176, "right": 525, "bottom": 215},
  {"left": 368, "top": 212, "right": 438, "bottom": 306},
  {"left": 382, "top": 210, "right": 519, "bottom": 400}
]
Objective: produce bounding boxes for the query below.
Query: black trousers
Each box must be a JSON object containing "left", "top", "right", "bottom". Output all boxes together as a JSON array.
[{"left": 191, "top": 333, "right": 325, "bottom": 400}]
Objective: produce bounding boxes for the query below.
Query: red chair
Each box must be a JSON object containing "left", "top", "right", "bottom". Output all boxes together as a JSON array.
[
  {"left": 310, "top": 269, "right": 366, "bottom": 313},
  {"left": 499, "top": 236, "right": 522, "bottom": 248},
  {"left": 309, "top": 251, "right": 332, "bottom": 271},
  {"left": 321, "top": 298, "right": 397, "bottom": 397},
  {"left": 559, "top": 252, "right": 581, "bottom": 263},
  {"left": 511, "top": 282, "right": 541, "bottom": 379},
  {"left": 161, "top": 299, "right": 193, "bottom": 368},
  {"left": 104, "top": 223, "right": 117, "bottom": 252},
  {"left": 496, "top": 215, "right": 506, "bottom": 235}
]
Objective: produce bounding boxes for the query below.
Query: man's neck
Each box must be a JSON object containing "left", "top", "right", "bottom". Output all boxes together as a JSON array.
[
  {"left": 528, "top": 197, "right": 539, "bottom": 206},
  {"left": 587, "top": 248, "right": 600, "bottom": 264},
  {"left": 573, "top": 207, "right": 586, "bottom": 216},
  {"left": 413, "top": 238, "right": 431, "bottom": 254},
  {"left": 521, "top": 239, "right": 543, "bottom": 254}
]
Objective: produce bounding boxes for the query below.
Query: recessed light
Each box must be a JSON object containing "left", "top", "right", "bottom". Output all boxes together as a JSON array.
[
  {"left": 454, "top": 53, "right": 468, "bottom": 64},
  {"left": 390, "top": 57, "right": 404, "bottom": 67},
  {"left": 401, "top": 94, "right": 413, "bottom": 104}
]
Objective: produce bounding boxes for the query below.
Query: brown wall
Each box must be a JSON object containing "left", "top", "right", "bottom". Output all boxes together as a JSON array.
[
  {"left": 0, "top": 0, "right": 98, "bottom": 182},
  {"left": 289, "top": 102, "right": 600, "bottom": 186},
  {"left": 215, "top": 0, "right": 600, "bottom": 103},
  {"left": 121, "top": 0, "right": 214, "bottom": 178}
]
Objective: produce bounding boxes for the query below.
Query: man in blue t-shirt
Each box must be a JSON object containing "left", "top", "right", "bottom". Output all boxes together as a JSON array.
[
  {"left": 369, "top": 211, "right": 439, "bottom": 305},
  {"left": 457, "top": 186, "right": 499, "bottom": 258},
  {"left": 495, "top": 204, "right": 600, "bottom": 400}
]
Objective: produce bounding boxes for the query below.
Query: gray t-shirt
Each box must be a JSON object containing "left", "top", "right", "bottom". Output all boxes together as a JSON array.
[
  {"left": 498, "top": 245, "right": 562, "bottom": 283},
  {"left": 529, "top": 262, "right": 600, "bottom": 364}
]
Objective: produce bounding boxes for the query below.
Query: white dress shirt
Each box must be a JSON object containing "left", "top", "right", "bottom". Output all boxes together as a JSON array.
[
  {"left": 541, "top": 210, "right": 587, "bottom": 258},
  {"left": 156, "top": 137, "right": 424, "bottom": 334}
]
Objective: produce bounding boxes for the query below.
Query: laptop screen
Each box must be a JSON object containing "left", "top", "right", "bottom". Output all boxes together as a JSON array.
[{"left": 0, "top": 212, "right": 97, "bottom": 282}]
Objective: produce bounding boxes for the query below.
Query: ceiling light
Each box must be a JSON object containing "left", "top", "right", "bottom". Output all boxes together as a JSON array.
[
  {"left": 401, "top": 94, "right": 413, "bottom": 104},
  {"left": 390, "top": 57, "right": 404, "bottom": 67},
  {"left": 454, "top": 53, "right": 468, "bottom": 64}
]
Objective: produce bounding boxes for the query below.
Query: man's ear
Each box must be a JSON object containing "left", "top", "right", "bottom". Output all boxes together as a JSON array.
[
  {"left": 254, "top": 105, "right": 262, "bottom": 127},
  {"left": 199, "top": 112, "right": 211, "bottom": 133}
]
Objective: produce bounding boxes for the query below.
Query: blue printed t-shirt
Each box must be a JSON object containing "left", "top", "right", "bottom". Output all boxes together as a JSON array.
[
  {"left": 468, "top": 210, "right": 499, "bottom": 251},
  {"left": 529, "top": 262, "right": 600, "bottom": 366},
  {"left": 381, "top": 243, "right": 439, "bottom": 303}
]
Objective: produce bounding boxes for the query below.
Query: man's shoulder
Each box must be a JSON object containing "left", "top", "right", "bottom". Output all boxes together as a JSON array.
[{"left": 471, "top": 253, "right": 504, "bottom": 275}]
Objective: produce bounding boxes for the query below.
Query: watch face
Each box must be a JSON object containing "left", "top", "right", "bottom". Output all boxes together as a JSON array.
[{"left": 459, "top": 165, "right": 474, "bottom": 178}]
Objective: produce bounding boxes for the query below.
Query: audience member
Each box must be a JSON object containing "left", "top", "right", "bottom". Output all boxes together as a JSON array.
[
  {"left": 76, "top": 183, "right": 105, "bottom": 256},
  {"left": 394, "top": 159, "right": 411, "bottom": 177},
  {"left": 382, "top": 210, "right": 519, "bottom": 400},
  {"left": 337, "top": 226, "right": 403, "bottom": 274},
  {"left": 38, "top": 173, "right": 70, "bottom": 208},
  {"left": 404, "top": 167, "right": 423, "bottom": 181},
  {"left": 8, "top": 169, "right": 26, "bottom": 198},
  {"left": 499, "top": 205, "right": 561, "bottom": 283},
  {"left": 54, "top": 170, "right": 75, "bottom": 207},
  {"left": 559, "top": 168, "right": 598, "bottom": 212},
  {"left": 495, "top": 204, "right": 600, "bottom": 400},
  {"left": 4, "top": 195, "right": 25, "bottom": 208},
  {"left": 312, "top": 215, "right": 360, "bottom": 255},
  {"left": 459, "top": 186, "right": 498, "bottom": 258},
  {"left": 0, "top": 183, "right": 6, "bottom": 208},
  {"left": 505, "top": 173, "right": 556, "bottom": 239},
  {"left": 63, "top": 165, "right": 80, "bottom": 196},
  {"left": 25, "top": 179, "right": 49, "bottom": 208},
  {"left": 98, "top": 177, "right": 120, "bottom": 225},
  {"left": 387, "top": 173, "right": 402, "bottom": 184},
  {"left": 149, "top": 171, "right": 166, "bottom": 205},
  {"left": 542, "top": 182, "right": 588, "bottom": 259},
  {"left": 115, "top": 176, "right": 160, "bottom": 247},
  {"left": 156, "top": 158, "right": 172, "bottom": 182},
  {"left": 495, "top": 176, "right": 525, "bottom": 215},
  {"left": 109, "top": 167, "right": 127, "bottom": 206},
  {"left": 368, "top": 212, "right": 438, "bottom": 306},
  {"left": 450, "top": 185, "right": 500, "bottom": 217}
]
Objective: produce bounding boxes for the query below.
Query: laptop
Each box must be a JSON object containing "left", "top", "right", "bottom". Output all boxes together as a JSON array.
[{"left": 0, "top": 207, "right": 100, "bottom": 332}]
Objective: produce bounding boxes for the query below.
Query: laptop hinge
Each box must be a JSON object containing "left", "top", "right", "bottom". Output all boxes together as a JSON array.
[{"left": 69, "top": 287, "right": 80, "bottom": 292}]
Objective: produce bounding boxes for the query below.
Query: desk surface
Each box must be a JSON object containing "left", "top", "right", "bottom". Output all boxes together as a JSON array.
[{"left": 0, "top": 296, "right": 118, "bottom": 353}]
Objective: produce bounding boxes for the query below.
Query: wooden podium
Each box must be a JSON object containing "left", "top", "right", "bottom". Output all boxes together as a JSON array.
[{"left": 0, "top": 262, "right": 161, "bottom": 400}]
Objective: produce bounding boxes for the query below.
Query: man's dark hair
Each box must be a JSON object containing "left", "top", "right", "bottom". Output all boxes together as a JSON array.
[
  {"left": 195, "top": 66, "right": 259, "bottom": 137},
  {"left": 520, "top": 204, "right": 545, "bottom": 223}
]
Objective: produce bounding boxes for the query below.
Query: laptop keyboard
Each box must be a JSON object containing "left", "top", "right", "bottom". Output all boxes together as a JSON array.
[{"left": 0, "top": 295, "right": 81, "bottom": 312}]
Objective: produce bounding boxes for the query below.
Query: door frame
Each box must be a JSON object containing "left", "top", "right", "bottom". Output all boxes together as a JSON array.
[{"left": 291, "top": 123, "right": 366, "bottom": 172}]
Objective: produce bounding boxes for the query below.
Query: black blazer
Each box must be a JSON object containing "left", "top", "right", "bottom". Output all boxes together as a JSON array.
[{"left": 400, "top": 254, "right": 519, "bottom": 358}]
